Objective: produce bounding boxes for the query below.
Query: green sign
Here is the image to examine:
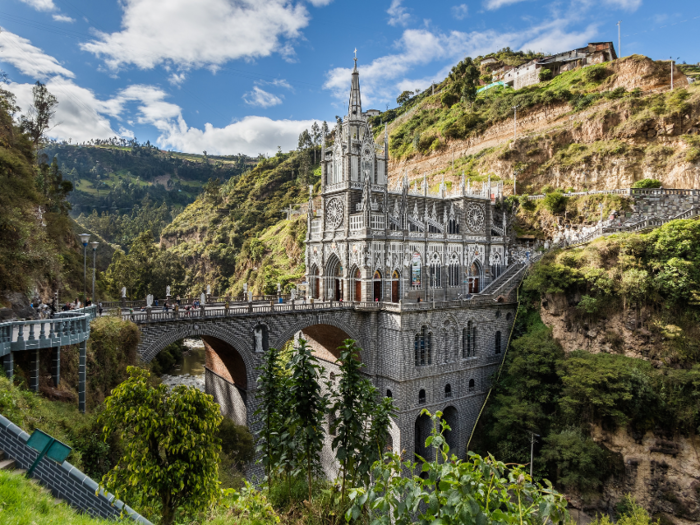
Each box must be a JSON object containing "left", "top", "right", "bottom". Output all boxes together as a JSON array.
[{"left": 25, "top": 429, "right": 72, "bottom": 478}]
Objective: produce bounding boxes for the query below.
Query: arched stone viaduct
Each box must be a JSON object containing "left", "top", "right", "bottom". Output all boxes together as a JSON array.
[{"left": 130, "top": 298, "right": 517, "bottom": 471}]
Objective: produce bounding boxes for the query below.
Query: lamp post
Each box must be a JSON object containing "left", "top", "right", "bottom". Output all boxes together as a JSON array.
[
  {"left": 530, "top": 433, "right": 540, "bottom": 479},
  {"left": 90, "top": 241, "right": 99, "bottom": 304},
  {"left": 79, "top": 233, "right": 91, "bottom": 306}
]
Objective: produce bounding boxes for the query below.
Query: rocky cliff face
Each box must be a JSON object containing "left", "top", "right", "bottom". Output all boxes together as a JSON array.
[{"left": 386, "top": 57, "right": 698, "bottom": 193}]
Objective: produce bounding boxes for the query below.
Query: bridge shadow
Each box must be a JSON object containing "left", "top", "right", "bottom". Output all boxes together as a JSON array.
[{"left": 201, "top": 336, "right": 248, "bottom": 428}]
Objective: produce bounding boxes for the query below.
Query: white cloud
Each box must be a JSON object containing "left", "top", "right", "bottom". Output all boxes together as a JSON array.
[
  {"left": 306, "top": 0, "right": 334, "bottom": 5},
  {"left": 157, "top": 115, "right": 318, "bottom": 156},
  {"left": 257, "top": 78, "right": 293, "bottom": 90},
  {"left": 484, "top": 0, "right": 529, "bottom": 10},
  {"left": 519, "top": 24, "right": 598, "bottom": 55},
  {"left": 168, "top": 72, "right": 187, "bottom": 86},
  {"left": 243, "top": 86, "right": 283, "bottom": 108},
  {"left": 451, "top": 4, "right": 469, "bottom": 20},
  {"left": 118, "top": 126, "right": 135, "bottom": 140},
  {"left": 52, "top": 14, "right": 76, "bottom": 23},
  {"left": 81, "top": 0, "right": 310, "bottom": 71},
  {"left": 8, "top": 78, "right": 118, "bottom": 142},
  {"left": 18, "top": 0, "right": 56, "bottom": 12},
  {"left": 603, "top": 0, "right": 641, "bottom": 10},
  {"left": 387, "top": 0, "right": 411, "bottom": 27},
  {"left": 0, "top": 30, "right": 74, "bottom": 79}
]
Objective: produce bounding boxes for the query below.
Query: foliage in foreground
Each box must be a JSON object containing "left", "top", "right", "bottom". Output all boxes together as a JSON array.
[
  {"left": 346, "top": 410, "right": 568, "bottom": 525},
  {"left": 99, "top": 367, "right": 223, "bottom": 525},
  {"left": 0, "top": 469, "right": 112, "bottom": 525}
]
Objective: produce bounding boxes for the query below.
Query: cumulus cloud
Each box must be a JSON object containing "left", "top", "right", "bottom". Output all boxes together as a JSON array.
[
  {"left": 451, "top": 4, "right": 469, "bottom": 20},
  {"left": 0, "top": 30, "right": 74, "bottom": 79},
  {"left": 243, "top": 86, "right": 283, "bottom": 108},
  {"left": 18, "top": 0, "right": 56, "bottom": 12},
  {"left": 52, "top": 14, "right": 76, "bottom": 23},
  {"left": 81, "top": 0, "right": 311, "bottom": 71},
  {"left": 156, "top": 115, "right": 318, "bottom": 155},
  {"left": 8, "top": 78, "right": 118, "bottom": 142},
  {"left": 387, "top": 0, "right": 411, "bottom": 27}
]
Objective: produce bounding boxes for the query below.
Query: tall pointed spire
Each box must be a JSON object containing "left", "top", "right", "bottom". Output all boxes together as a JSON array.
[{"left": 348, "top": 51, "right": 362, "bottom": 119}]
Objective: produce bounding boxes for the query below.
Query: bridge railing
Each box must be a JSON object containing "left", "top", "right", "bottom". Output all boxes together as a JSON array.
[{"left": 0, "top": 307, "right": 95, "bottom": 356}]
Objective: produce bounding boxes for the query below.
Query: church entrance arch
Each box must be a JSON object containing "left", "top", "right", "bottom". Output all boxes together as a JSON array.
[
  {"left": 467, "top": 261, "right": 482, "bottom": 294},
  {"left": 391, "top": 270, "right": 400, "bottom": 303},
  {"left": 326, "top": 257, "right": 343, "bottom": 301},
  {"left": 373, "top": 270, "right": 382, "bottom": 302},
  {"left": 443, "top": 406, "right": 459, "bottom": 455},
  {"left": 310, "top": 265, "right": 320, "bottom": 299},
  {"left": 353, "top": 268, "right": 361, "bottom": 302}
]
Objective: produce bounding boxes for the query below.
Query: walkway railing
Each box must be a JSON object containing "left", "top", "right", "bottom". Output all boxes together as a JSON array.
[{"left": 0, "top": 306, "right": 96, "bottom": 357}]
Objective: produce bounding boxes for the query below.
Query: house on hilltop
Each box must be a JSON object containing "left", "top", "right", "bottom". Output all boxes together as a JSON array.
[{"left": 502, "top": 42, "right": 617, "bottom": 90}]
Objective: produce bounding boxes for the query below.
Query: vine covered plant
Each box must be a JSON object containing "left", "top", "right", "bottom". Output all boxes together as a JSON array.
[{"left": 346, "top": 410, "right": 568, "bottom": 525}]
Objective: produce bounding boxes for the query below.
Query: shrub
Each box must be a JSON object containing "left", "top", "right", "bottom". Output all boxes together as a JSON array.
[
  {"left": 583, "top": 65, "right": 612, "bottom": 83},
  {"left": 417, "top": 133, "right": 437, "bottom": 154},
  {"left": 543, "top": 192, "right": 567, "bottom": 214},
  {"left": 540, "top": 184, "right": 555, "bottom": 194},
  {"left": 539, "top": 68, "right": 553, "bottom": 81},
  {"left": 632, "top": 178, "right": 662, "bottom": 188},
  {"left": 605, "top": 87, "right": 627, "bottom": 99},
  {"left": 440, "top": 91, "right": 459, "bottom": 108}
]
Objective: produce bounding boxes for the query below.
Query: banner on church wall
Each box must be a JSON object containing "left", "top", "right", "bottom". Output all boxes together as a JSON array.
[{"left": 411, "top": 252, "right": 421, "bottom": 286}]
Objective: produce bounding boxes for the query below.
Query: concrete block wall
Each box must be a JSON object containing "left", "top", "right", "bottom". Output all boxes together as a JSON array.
[{"left": 0, "top": 413, "right": 152, "bottom": 523}]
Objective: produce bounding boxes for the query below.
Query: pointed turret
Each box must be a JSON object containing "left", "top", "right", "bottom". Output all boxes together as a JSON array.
[{"left": 348, "top": 52, "right": 362, "bottom": 119}]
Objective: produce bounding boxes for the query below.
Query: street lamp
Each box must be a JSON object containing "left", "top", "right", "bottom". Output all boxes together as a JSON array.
[
  {"left": 90, "top": 241, "right": 99, "bottom": 304},
  {"left": 530, "top": 433, "right": 540, "bottom": 479},
  {"left": 79, "top": 233, "right": 91, "bottom": 306}
]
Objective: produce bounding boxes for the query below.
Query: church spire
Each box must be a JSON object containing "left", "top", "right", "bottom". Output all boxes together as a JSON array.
[{"left": 348, "top": 50, "right": 362, "bottom": 119}]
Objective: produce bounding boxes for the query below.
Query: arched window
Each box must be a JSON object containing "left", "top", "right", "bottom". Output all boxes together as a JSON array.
[
  {"left": 414, "top": 326, "right": 432, "bottom": 366},
  {"left": 418, "top": 389, "right": 426, "bottom": 405},
  {"left": 495, "top": 331, "right": 502, "bottom": 354},
  {"left": 429, "top": 254, "right": 441, "bottom": 288},
  {"left": 444, "top": 383, "right": 452, "bottom": 398},
  {"left": 328, "top": 410, "right": 337, "bottom": 436},
  {"left": 448, "top": 217, "right": 459, "bottom": 234},
  {"left": 469, "top": 378, "right": 475, "bottom": 391},
  {"left": 386, "top": 389, "right": 392, "bottom": 398},
  {"left": 353, "top": 268, "right": 362, "bottom": 302},
  {"left": 506, "top": 312, "right": 512, "bottom": 321},
  {"left": 448, "top": 254, "right": 460, "bottom": 287},
  {"left": 495, "top": 310, "right": 501, "bottom": 319},
  {"left": 463, "top": 321, "right": 476, "bottom": 357}
]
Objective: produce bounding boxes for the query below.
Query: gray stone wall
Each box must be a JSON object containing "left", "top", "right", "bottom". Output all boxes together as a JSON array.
[
  {"left": 0, "top": 413, "right": 151, "bottom": 523},
  {"left": 627, "top": 189, "right": 700, "bottom": 223}
]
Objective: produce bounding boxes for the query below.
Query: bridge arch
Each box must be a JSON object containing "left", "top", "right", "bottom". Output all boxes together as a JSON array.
[
  {"left": 272, "top": 315, "right": 368, "bottom": 363},
  {"left": 138, "top": 323, "right": 256, "bottom": 427}
]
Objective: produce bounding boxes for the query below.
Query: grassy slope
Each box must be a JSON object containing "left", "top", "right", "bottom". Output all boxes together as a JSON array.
[
  {"left": 162, "top": 151, "right": 317, "bottom": 295},
  {"left": 374, "top": 55, "right": 698, "bottom": 192},
  {"left": 0, "top": 470, "right": 112, "bottom": 525}
]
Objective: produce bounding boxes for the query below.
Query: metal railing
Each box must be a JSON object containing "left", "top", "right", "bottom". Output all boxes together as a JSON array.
[{"left": 0, "top": 306, "right": 96, "bottom": 357}]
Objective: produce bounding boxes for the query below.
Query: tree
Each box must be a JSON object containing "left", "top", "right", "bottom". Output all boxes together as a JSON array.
[
  {"left": 311, "top": 122, "right": 321, "bottom": 164},
  {"left": 20, "top": 81, "right": 58, "bottom": 164},
  {"left": 330, "top": 340, "right": 396, "bottom": 504},
  {"left": 460, "top": 57, "right": 480, "bottom": 106},
  {"left": 396, "top": 90, "right": 414, "bottom": 106},
  {"left": 100, "top": 367, "right": 223, "bottom": 525},
  {"left": 287, "top": 338, "right": 328, "bottom": 501},
  {"left": 298, "top": 129, "right": 313, "bottom": 151},
  {"left": 254, "top": 346, "right": 285, "bottom": 483}
]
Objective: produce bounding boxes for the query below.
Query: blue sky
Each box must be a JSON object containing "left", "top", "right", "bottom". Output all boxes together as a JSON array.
[{"left": 0, "top": 0, "right": 698, "bottom": 156}]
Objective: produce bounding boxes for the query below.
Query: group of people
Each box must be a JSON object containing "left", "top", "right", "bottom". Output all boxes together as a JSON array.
[{"left": 29, "top": 297, "right": 104, "bottom": 319}]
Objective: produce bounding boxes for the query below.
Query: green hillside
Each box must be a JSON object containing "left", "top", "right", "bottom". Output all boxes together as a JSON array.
[{"left": 160, "top": 148, "right": 318, "bottom": 296}]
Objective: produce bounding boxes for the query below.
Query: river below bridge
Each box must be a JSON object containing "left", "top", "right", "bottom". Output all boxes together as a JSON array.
[{"left": 160, "top": 338, "right": 206, "bottom": 391}]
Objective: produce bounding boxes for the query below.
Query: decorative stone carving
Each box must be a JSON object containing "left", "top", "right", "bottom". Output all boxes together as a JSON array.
[
  {"left": 465, "top": 203, "right": 485, "bottom": 233},
  {"left": 326, "top": 198, "right": 344, "bottom": 230}
]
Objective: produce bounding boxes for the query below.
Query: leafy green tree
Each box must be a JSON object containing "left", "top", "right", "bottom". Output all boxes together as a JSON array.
[
  {"left": 19, "top": 81, "right": 58, "bottom": 164},
  {"left": 100, "top": 367, "right": 223, "bottom": 525},
  {"left": 330, "top": 340, "right": 396, "bottom": 504},
  {"left": 287, "top": 338, "right": 328, "bottom": 501},
  {"left": 396, "top": 90, "right": 414, "bottom": 106},
  {"left": 346, "top": 410, "right": 568, "bottom": 524},
  {"left": 631, "top": 178, "right": 662, "bottom": 189},
  {"left": 539, "top": 68, "right": 553, "bottom": 81},
  {"left": 254, "top": 346, "right": 285, "bottom": 483}
]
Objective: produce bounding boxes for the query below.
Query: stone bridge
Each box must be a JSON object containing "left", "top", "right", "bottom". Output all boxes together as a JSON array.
[{"left": 127, "top": 292, "right": 520, "bottom": 476}]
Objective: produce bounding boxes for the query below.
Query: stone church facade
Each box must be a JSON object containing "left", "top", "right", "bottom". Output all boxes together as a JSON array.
[{"left": 301, "top": 58, "right": 518, "bottom": 464}]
